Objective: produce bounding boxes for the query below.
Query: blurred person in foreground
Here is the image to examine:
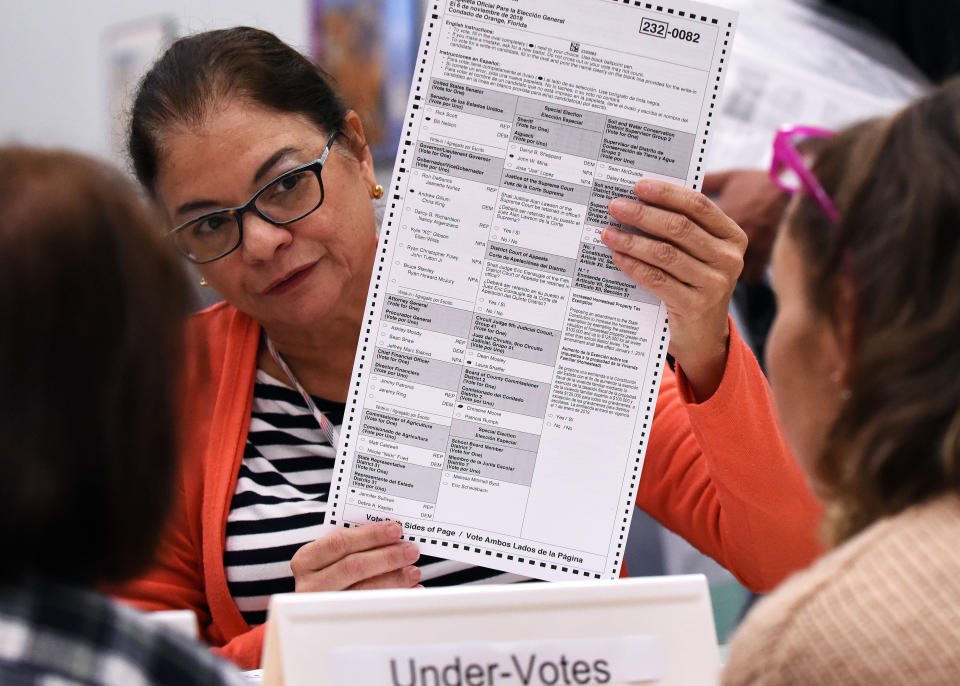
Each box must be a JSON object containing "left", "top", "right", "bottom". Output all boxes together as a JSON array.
[
  {"left": 0, "top": 147, "right": 245, "bottom": 686},
  {"left": 723, "top": 77, "right": 960, "bottom": 684}
]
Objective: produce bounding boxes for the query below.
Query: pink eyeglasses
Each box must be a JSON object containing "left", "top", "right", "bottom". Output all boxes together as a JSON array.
[{"left": 769, "top": 125, "right": 839, "bottom": 223}]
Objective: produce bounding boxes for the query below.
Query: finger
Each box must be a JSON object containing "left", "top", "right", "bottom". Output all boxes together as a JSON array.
[
  {"left": 296, "top": 540, "right": 420, "bottom": 592},
  {"left": 604, "top": 200, "right": 729, "bottom": 266},
  {"left": 603, "top": 200, "right": 719, "bottom": 264},
  {"left": 623, "top": 179, "right": 743, "bottom": 242},
  {"left": 701, "top": 170, "right": 736, "bottom": 195},
  {"left": 610, "top": 251, "right": 696, "bottom": 313},
  {"left": 611, "top": 250, "right": 734, "bottom": 328},
  {"left": 601, "top": 227, "right": 707, "bottom": 288},
  {"left": 292, "top": 521, "right": 403, "bottom": 573},
  {"left": 348, "top": 565, "right": 422, "bottom": 590}
]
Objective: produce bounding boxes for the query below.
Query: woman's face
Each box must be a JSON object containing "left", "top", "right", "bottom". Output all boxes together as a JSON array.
[
  {"left": 154, "top": 99, "right": 378, "bottom": 334},
  {"left": 765, "top": 224, "right": 847, "bottom": 480}
]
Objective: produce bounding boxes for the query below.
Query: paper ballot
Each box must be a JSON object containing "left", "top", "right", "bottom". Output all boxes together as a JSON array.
[{"left": 328, "top": 0, "right": 737, "bottom": 580}]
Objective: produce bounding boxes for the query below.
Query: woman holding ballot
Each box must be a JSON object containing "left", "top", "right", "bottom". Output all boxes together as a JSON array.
[
  {"left": 723, "top": 79, "right": 960, "bottom": 684},
  {"left": 117, "top": 27, "right": 820, "bottom": 668}
]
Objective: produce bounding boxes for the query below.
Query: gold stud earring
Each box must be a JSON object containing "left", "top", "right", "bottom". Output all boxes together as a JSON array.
[
  {"left": 200, "top": 276, "right": 209, "bottom": 287},
  {"left": 372, "top": 184, "right": 384, "bottom": 199}
]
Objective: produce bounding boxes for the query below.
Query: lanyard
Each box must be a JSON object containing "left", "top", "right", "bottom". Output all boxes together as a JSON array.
[{"left": 264, "top": 333, "right": 341, "bottom": 449}]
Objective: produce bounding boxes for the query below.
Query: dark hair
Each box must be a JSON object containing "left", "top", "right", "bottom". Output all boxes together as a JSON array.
[
  {"left": 0, "top": 147, "right": 192, "bottom": 585},
  {"left": 788, "top": 77, "right": 960, "bottom": 543},
  {"left": 129, "top": 26, "right": 348, "bottom": 193}
]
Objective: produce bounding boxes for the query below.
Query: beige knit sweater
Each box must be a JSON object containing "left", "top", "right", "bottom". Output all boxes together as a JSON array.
[{"left": 722, "top": 494, "right": 960, "bottom": 685}]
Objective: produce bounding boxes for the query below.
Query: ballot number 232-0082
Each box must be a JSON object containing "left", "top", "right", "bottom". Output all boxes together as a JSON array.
[{"left": 640, "top": 17, "right": 701, "bottom": 43}]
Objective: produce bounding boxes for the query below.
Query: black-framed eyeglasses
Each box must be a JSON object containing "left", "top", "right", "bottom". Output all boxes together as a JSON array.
[{"left": 168, "top": 131, "right": 337, "bottom": 264}]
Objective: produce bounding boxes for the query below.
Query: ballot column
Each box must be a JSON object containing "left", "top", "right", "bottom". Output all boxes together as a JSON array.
[
  {"left": 348, "top": 78, "right": 517, "bottom": 525},
  {"left": 434, "top": 97, "right": 603, "bottom": 548},
  {"left": 520, "top": 117, "right": 697, "bottom": 558}
]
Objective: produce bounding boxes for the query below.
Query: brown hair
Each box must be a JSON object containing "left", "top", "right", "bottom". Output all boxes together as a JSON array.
[
  {"left": 788, "top": 77, "right": 960, "bottom": 543},
  {"left": 129, "top": 26, "right": 348, "bottom": 193},
  {"left": 0, "top": 147, "right": 192, "bottom": 585}
]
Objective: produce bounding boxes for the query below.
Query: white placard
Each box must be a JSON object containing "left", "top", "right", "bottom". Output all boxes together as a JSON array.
[
  {"left": 261, "top": 576, "right": 719, "bottom": 686},
  {"left": 328, "top": 0, "right": 738, "bottom": 580}
]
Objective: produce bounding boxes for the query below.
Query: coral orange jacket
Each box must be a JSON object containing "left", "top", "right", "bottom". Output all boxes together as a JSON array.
[{"left": 115, "top": 303, "right": 822, "bottom": 669}]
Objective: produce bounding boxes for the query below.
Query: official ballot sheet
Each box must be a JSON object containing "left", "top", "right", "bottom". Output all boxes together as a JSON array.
[{"left": 328, "top": 0, "right": 737, "bottom": 580}]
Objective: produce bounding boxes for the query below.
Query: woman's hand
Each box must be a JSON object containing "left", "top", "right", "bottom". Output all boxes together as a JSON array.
[
  {"left": 602, "top": 179, "right": 747, "bottom": 402},
  {"left": 291, "top": 520, "right": 422, "bottom": 591}
]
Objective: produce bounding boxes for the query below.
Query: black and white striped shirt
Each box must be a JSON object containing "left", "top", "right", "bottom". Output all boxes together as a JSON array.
[{"left": 224, "top": 370, "right": 527, "bottom": 626}]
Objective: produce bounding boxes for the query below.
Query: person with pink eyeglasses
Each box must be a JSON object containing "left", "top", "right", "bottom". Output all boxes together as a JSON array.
[{"left": 723, "top": 77, "right": 960, "bottom": 685}]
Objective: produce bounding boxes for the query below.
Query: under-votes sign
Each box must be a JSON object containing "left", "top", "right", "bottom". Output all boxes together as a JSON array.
[
  {"left": 327, "top": 635, "right": 664, "bottom": 686},
  {"left": 261, "top": 576, "right": 719, "bottom": 686}
]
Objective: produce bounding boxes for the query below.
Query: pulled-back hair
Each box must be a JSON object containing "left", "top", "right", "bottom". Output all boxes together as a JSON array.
[
  {"left": 788, "top": 77, "right": 960, "bottom": 543},
  {"left": 0, "top": 147, "right": 192, "bottom": 585},
  {"left": 129, "top": 26, "right": 348, "bottom": 193}
]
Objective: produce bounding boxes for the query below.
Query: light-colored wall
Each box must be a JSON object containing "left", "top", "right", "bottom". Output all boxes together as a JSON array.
[{"left": 0, "top": 1, "right": 310, "bottom": 168}]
